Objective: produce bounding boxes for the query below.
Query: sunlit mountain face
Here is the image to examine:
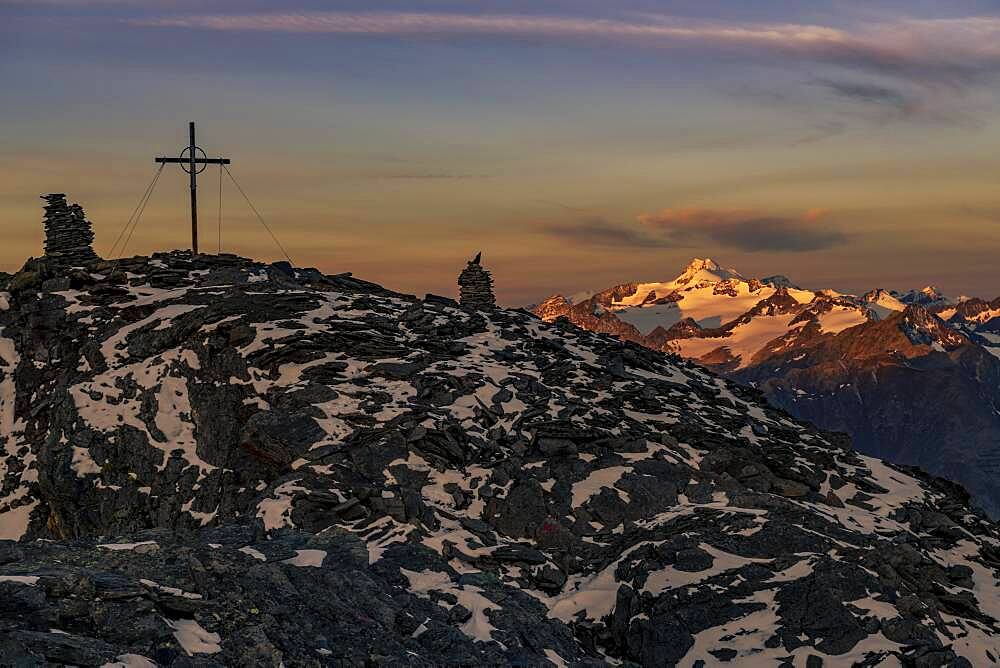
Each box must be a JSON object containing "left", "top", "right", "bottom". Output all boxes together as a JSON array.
[{"left": 535, "top": 258, "right": 1000, "bottom": 515}]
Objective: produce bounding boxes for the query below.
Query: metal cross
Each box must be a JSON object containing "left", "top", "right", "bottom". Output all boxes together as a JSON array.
[{"left": 155, "top": 122, "right": 231, "bottom": 255}]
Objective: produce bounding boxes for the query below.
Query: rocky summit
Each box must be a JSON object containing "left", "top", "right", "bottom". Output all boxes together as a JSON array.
[{"left": 1, "top": 252, "right": 1000, "bottom": 666}]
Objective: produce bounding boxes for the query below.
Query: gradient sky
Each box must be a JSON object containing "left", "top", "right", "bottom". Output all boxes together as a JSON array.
[{"left": 3, "top": 1, "right": 1000, "bottom": 304}]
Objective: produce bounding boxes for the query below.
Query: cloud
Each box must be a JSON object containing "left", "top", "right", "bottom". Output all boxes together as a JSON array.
[
  {"left": 540, "top": 208, "right": 846, "bottom": 253},
  {"left": 814, "top": 74, "right": 988, "bottom": 128},
  {"left": 637, "top": 207, "right": 847, "bottom": 252},
  {"left": 125, "top": 12, "right": 1000, "bottom": 83},
  {"left": 541, "top": 217, "right": 672, "bottom": 249},
  {"left": 815, "top": 79, "right": 915, "bottom": 113},
  {"left": 121, "top": 12, "right": 1000, "bottom": 128}
]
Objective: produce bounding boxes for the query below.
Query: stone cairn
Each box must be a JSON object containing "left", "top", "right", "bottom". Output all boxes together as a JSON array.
[
  {"left": 41, "top": 193, "right": 99, "bottom": 266},
  {"left": 458, "top": 251, "right": 496, "bottom": 309}
]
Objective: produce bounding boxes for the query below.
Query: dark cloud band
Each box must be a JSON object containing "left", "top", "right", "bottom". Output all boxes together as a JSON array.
[{"left": 543, "top": 208, "right": 847, "bottom": 253}]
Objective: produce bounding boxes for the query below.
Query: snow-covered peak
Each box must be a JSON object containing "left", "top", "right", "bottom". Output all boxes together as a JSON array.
[
  {"left": 551, "top": 259, "right": 821, "bottom": 338},
  {"left": 685, "top": 257, "right": 721, "bottom": 273},
  {"left": 566, "top": 289, "right": 595, "bottom": 305},
  {"left": 897, "top": 285, "right": 953, "bottom": 307},
  {"left": 672, "top": 257, "right": 744, "bottom": 287},
  {"left": 533, "top": 294, "right": 572, "bottom": 320},
  {"left": 861, "top": 288, "right": 906, "bottom": 320}
]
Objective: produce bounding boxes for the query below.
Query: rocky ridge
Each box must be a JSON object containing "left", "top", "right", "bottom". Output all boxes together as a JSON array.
[{"left": 0, "top": 252, "right": 999, "bottom": 665}]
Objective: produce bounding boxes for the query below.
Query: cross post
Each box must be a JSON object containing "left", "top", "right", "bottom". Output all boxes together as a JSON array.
[{"left": 155, "top": 122, "right": 231, "bottom": 255}]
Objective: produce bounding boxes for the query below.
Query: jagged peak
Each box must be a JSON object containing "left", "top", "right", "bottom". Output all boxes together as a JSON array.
[
  {"left": 684, "top": 257, "right": 721, "bottom": 273},
  {"left": 897, "top": 285, "right": 953, "bottom": 307},
  {"left": 532, "top": 294, "right": 573, "bottom": 321},
  {"left": 899, "top": 304, "right": 967, "bottom": 349},
  {"left": 921, "top": 285, "right": 945, "bottom": 298},
  {"left": 900, "top": 303, "right": 942, "bottom": 325},
  {"left": 672, "top": 257, "right": 744, "bottom": 287},
  {"left": 536, "top": 294, "right": 569, "bottom": 307},
  {"left": 862, "top": 288, "right": 906, "bottom": 313},
  {"left": 863, "top": 288, "right": 893, "bottom": 300}
]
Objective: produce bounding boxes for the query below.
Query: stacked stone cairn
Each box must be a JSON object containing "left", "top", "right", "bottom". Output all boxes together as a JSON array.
[
  {"left": 41, "top": 193, "right": 99, "bottom": 267},
  {"left": 458, "top": 251, "right": 496, "bottom": 309}
]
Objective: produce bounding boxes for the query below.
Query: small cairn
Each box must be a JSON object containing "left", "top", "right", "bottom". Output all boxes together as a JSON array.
[
  {"left": 41, "top": 193, "right": 99, "bottom": 267},
  {"left": 458, "top": 251, "right": 496, "bottom": 309}
]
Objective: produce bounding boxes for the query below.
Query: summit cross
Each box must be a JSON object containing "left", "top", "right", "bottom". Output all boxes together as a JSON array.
[{"left": 155, "top": 122, "right": 231, "bottom": 255}]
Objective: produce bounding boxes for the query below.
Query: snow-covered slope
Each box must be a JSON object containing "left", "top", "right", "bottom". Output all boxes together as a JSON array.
[
  {"left": 536, "top": 258, "right": 877, "bottom": 368},
  {"left": 603, "top": 259, "right": 818, "bottom": 336},
  {"left": 862, "top": 288, "right": 908, "bottom": 320},
  {"left": 2, "top": 251, "right": 1000, "bottom": 666}
]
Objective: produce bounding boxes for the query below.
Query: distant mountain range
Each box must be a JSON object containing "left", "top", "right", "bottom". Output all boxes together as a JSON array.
[{"left": 534, "top": 258, "right": 1000, "bottom": 516}]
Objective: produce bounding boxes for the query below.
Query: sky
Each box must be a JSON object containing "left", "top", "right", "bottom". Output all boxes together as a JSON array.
[{"left": 3, "top": 1, "right": 1000, "bottom": 305}]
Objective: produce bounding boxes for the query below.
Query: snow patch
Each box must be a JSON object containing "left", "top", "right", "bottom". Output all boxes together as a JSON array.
[{"left": 165, "top": 618, "right": 222, "bottom": 655}]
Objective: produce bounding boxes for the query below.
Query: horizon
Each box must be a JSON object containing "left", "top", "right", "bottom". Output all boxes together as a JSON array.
[{"left": 4, "top": 1, "right": 1000, "bottom": 304}]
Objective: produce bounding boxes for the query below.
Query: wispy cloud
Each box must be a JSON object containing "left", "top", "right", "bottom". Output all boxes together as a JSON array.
[
  {"left": 815, "top": 79, "right": 915, "bottom": 113},
  {"left": 126, "top": 12, "right": 1000, "bottom": 81},
  {"left": 637, "top": 207, "right": 846, "bottom": 252},
  {"left": 542, "top": 217, "right": 672, "bottom": 249}
]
